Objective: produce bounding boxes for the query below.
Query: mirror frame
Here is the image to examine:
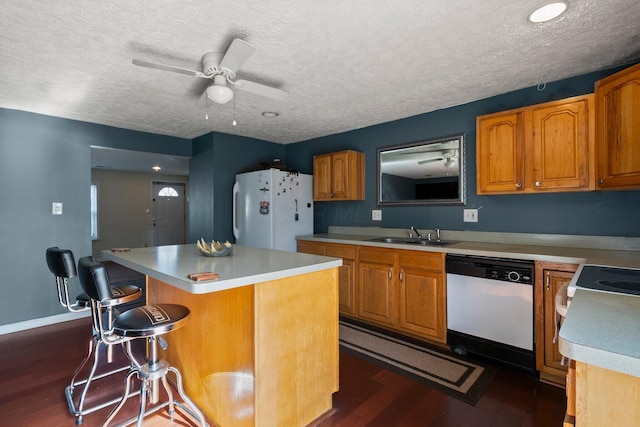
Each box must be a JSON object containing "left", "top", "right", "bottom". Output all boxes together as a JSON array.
[{"left": 376, "top": 133, "right": 466, "bottom": 206}]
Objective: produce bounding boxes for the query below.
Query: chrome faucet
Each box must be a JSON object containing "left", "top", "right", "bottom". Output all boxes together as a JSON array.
[
  {"left": 409, "top": 226, "right": 422, "bottom": 239},
  {"left": 427, "top": 228, "right": 441, "bottom": 241}
]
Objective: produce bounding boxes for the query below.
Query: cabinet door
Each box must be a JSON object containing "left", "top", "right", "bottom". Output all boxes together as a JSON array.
[
  {"left": 358, "top": 262, "right": 395, "bottom": 326},
  {"left": 477, "top": 111, "right": 525, "bottom": 194},
  {"left": 535, "top": 261, "right": 578, "bottom": 384},
  {"left": 338, "top": 259, "right": 356, "bottom": 315},
  {"left": 313, "top": 154, "right": 332, "bottom": 200},
  {"left": 326, "top": 244, "right": 357, "bottom": 316},
  {"left": 329, "top": 151, "right": 349, "bottom": 199},
  {"left": 398, "top": 267, "right": 445, "bottom": 342},
  {"left": 542, "top": 269, "right": 575, "bottom": 373},
  {"left": 528, "top": 95, "right": 594, "bottom": 191},
  {"left": 596, "top": 63, "right": 640, "bottom": 190}
]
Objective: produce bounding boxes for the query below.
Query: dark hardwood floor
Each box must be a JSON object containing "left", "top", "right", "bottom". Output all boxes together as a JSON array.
[{"left": 2, "top": 262, "right": 566, "bottom": 426}]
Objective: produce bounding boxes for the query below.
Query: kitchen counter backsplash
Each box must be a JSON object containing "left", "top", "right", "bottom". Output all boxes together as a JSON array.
[{"left": 326, "top": 226, "right": 640, "bottom": 252}]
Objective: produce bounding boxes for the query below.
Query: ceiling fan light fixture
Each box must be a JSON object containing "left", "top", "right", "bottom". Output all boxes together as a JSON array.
[
  {"left": 206, "top": 75, "right": 234, "bottom": 104},
  {"left": 528, "top": 1, "right": 569, "bottom": 23}
]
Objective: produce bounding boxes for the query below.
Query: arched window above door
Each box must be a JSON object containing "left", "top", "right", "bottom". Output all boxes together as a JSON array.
[{"left": 157, "top": 187, "right": 179, "bottom": 197}]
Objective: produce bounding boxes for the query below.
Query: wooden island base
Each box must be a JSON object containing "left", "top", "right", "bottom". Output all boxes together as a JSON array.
[{"left": 148, "top": 268, "right": 339, "bottom": 427}]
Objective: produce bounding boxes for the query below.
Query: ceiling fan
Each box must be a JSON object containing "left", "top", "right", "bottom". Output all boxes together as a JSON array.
[
  {"left": 132, "top": 38, "right": 288, "bottom": 105},
  {"left": 418, "top": 149, "right": 458, "bottom": 168}
]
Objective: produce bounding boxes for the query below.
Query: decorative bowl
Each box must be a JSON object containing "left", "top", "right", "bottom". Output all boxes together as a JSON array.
[{"left": 196, "top": 240, "right": 233, "bottom": 257}]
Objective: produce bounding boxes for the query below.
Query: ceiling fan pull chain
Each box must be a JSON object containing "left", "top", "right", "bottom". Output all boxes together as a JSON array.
[{"left": 232, "top": 96, "right": 237, "bottom": 126}]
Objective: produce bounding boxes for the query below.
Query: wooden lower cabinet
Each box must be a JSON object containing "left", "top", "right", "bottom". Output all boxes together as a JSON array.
[
  {"left": 297, "top": 240, "right": 357, "bottom": 315},
  {"left": 398, "top": 251, "right": 445, "bottom": 339},
  {"left": 298, "top": 241, "right": 447, "bottom": 344},
  {"left": 358, "top": 246, "right": 446, "bottom": 344},
  {"left": 535, "top": 261, "right": 579, "bottom": 385},
  {"left": 358, "top": 247, "right": 396, "bottom": 326}
]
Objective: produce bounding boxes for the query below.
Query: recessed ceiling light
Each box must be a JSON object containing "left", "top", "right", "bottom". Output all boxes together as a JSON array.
[
  {"left": 528, "top": 1, "right": 569, "bottom": 23},
  {"left": 262, "top": 111, "right": 279, "bottom": 118},
  {"left": 152, "top": 165, "right": 161, "bottom": 171}
]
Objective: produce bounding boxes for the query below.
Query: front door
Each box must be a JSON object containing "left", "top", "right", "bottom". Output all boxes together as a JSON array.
[{"left": 152, "top": 183, "right": 186, "bottom": 246}]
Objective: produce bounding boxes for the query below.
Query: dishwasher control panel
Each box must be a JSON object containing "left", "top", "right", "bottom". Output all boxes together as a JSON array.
[{"left": 487, "top": 267, "right": 532, "bottom": 284}]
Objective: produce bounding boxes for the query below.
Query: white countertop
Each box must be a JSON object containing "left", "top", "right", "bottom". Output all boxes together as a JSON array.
[
  {"left": 298, "top": 231, "right": 640, "bottom": 376},
  {"left": 559, "top": 289, "right": 640, "bottom": 377},
  {"left": 103, "top": 244, "right": 342, "bottom": 294}
]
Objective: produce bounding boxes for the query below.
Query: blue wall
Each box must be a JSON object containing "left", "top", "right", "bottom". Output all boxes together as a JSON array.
[
  {"left": 189, "top": 131, "right": 285, "bottom": 243},
  {"left": 285, "top": 66, "right": 640, "bottom": 237},
  {"left": 0, "top": 109, "right": 190, "bottom": 326}
]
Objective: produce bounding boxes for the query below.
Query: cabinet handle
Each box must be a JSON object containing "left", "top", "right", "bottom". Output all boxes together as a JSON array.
[
  {"left": 545, "top": 272, "right": 550, "bottom": 291},
  {"left": 535, "top": 181, "right": 541, "bottom": 187},
  {"left": 598, "top": 178, "right": 604, "bottom": 185},
  {"left": 388, "top": 268, "right": 392, "bottom": 281},
  {"left": 515, "top": 182, "right": 522, "bottom": 188},
  {"left": 399, "top": 268, "right": 404, "bottom": 282}
]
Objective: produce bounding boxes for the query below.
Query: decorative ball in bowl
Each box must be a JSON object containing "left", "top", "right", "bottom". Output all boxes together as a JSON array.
[{"left": 196, "top": 239, "right": 233, "bottom": 257}]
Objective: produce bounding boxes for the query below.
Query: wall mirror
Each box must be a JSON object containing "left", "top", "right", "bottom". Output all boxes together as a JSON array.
[{"left": 377, "top": 134, "right": 466, "bottom": 206}]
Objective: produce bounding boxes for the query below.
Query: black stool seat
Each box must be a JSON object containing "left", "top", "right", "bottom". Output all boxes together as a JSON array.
[
  {"left": 76, "top": 292, "right": 91, "bottom": 307},
  {"left": 100, "top": 284, "right": 142, "bottom": 307},
  {"left": 112, "top": 304, "right": 190, "bottom": 338}
]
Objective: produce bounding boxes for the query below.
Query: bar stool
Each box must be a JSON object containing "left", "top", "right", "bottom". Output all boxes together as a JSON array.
[
  {"left": 46, "top": 247, "right": 142, "bottom": 425},
  {"left": 77, "top": 256, "right": 206, "bottom": 427}
]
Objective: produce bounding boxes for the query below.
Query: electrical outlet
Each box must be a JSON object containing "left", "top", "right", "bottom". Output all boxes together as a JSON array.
[
  {"left": 372, "top": 209, "right": 382, "bottom": 221},
  {"left": 463, "top": 208, "right": 478, "bottom": 222}
]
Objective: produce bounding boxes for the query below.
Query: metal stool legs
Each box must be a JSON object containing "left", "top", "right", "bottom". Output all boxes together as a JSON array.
[
  {"left": 103, "top": 337, "right": 207, "bottom": 427},
  {"left": 65, "top": 335, "right": 137, "bottom": 425}
]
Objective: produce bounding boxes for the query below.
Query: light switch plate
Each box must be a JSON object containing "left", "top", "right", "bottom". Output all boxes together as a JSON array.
[
  {"left": 52, "top": 202, "right": 63, "bottom": 215},
  {"left": 372, "top": 209, "right": 382, "bottom": 221},
  {"left": 463, "top": 208, "right": 478, "bottom": 222}
]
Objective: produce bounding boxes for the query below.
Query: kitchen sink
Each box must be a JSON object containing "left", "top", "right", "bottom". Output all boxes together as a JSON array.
[{"left": 366, "top": 237, "right": 459, "bottom": 247}]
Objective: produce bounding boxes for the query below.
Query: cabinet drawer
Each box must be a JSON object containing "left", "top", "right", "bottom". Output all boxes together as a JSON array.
[
  {"left": 398, "top": 250, "right": 444, "bottom": 271},
  {"left": 358, "top": 247, "right": 394, "bottom": 265},
  {"left": 297, "top": 241, "right": 325, "bottom": 255},
  {"left": 326, "top": 243, "right": 356, "bottom": 259}
]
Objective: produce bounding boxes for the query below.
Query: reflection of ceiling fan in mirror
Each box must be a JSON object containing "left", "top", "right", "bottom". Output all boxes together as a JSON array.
[
  {"left": 132, "top": 38, "right": 288, "bottom": 105},
  {"left": 418, "top": 149, "right": 459, "bottom": 168}
]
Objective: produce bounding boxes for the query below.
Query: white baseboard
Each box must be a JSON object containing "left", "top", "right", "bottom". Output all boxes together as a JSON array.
[{"left": 0, "top": 311, "right": 90, "bottom": 336}]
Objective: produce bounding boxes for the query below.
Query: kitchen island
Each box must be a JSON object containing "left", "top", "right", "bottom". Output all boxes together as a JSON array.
[{"left": 103, "top": 244, "right": 342, "bottom": 427}]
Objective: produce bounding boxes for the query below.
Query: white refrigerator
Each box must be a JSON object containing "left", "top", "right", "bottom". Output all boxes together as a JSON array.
[{"left": 233, "top": 169, "right": 314, "bottom": 252}]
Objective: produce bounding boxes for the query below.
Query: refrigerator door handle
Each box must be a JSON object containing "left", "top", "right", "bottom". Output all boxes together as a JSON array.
[{"left": 232, "top": 181, "right": 240, "bottom": 240}]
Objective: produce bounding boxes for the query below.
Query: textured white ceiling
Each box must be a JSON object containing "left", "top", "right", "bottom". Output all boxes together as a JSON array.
[{"left": 1, "top": 1, "right": 639, "bottom": 145}]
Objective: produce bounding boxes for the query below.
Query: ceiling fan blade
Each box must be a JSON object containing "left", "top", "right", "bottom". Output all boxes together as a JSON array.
[
  {"left": 235, "top": 79, "right": 288, "bottom": 101},
  {"left": 418, "top": 158, "right": 444, "bottom": 164},
  {"left": 219, "top": 39, "right": 256, "bottom": 74},
  {"left": 132, "top": 59, "right": 205, "bottom": 78}
]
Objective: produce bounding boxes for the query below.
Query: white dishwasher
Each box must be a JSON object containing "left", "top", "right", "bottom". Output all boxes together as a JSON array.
[{"left": 446, "top": 254, "right": 535, "bottom": 372}]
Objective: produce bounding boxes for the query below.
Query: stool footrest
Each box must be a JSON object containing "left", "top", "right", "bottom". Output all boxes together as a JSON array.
[{"left": 65, "top": 383, "right": 140, "bottom": 425}]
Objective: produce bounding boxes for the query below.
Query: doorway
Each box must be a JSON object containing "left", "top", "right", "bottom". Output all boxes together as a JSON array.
[{"left": 152, "top": 182, "right": 187, "bottom": 246}]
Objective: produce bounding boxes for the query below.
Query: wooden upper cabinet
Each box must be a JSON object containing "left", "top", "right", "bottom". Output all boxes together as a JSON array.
[
  {"left": 595, "top": 62, "right": 640, "bottom": 190},
  {"left": 313, "top": 150, "right": 365, "bottom": 201},
  {"left": 477, "top": 95, "right": 594, "bottom": 194},
  {"left": 477, "top": 111, "right": 525, "bottom": 193},
  {"left": 528, "top": 95, "right": 595, "bottom": 191}
]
